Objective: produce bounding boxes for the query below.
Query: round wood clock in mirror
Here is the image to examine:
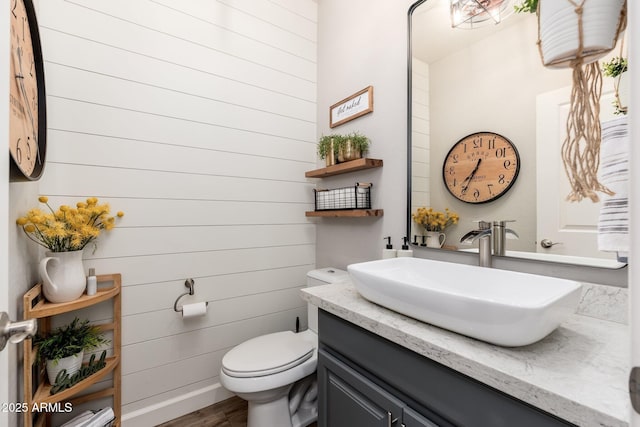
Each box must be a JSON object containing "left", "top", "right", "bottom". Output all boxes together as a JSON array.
[
  {"left": 442, "top": 132, "right": 520, "bottom": 204},
  {"left": 9, "top": 0, "right": 47, "bottom": 181}
]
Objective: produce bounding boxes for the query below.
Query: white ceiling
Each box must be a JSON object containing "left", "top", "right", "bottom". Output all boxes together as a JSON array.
[{"left": 412, "top": 0, "right": 529, "bottom": 63}]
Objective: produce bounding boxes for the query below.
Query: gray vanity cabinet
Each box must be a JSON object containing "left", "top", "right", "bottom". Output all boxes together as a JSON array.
[
  {"left": 321, "top": 348, "right": 437, "bottom": 427},
  {"left": 317, "top": 310, "right": 575, "bottom": 427}
]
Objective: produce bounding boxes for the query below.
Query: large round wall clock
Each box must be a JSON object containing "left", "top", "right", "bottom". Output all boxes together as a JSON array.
[
  {"left": 9, "top": 0, "right": 47, "bottom": 181},
  {"left": 442, "top": 132, "right": 520, "bottom": 204}
]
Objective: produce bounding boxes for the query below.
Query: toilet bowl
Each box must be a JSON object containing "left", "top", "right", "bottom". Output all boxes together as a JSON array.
[{"left": 219, "top": 268, "right": 348, "bottom": 427}]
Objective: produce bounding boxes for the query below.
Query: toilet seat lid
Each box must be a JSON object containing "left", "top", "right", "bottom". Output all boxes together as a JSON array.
[{"left": 222, "top": 331, "right": 314, "bottom": 378}]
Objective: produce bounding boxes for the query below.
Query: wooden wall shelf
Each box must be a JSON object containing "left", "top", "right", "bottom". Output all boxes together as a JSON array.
[
  {"left": 305, "top": 209, "right": 384, "bottom": 218},
  {"left": 305, "top": 158, "right": 383, "bottom": 178},
  {"left": 23, "top": 274, "right": 122, "bottom": 427}
]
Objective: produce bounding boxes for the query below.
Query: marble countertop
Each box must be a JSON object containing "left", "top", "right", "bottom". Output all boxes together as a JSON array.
[{"left": 301, "top": 280, "right": 630, "bottom": 427}]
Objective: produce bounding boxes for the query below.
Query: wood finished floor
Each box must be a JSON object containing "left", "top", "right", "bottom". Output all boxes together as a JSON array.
[{"left": 157, "top": 396, "right": 318, "bottom": 427}]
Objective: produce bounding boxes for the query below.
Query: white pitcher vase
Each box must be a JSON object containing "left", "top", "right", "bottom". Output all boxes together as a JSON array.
[
  {"left": 426, "top": 231, "right": 446, "bottom": 248},
  {"left": 39, "top": 250, "right": 86, "bottom": 303}
]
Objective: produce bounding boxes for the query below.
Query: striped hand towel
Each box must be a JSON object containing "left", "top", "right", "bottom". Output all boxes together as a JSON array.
[{"left": 597, "top": 116, "right": 629, "bottom": 260}]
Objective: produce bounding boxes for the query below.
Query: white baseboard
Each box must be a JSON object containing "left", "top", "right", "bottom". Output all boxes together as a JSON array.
[{"left": 121, "top": 382, "right": 235, "bottom": 426}]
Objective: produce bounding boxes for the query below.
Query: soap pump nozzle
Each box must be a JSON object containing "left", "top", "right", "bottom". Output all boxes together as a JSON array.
[
  {"left": 397, "top": 237, "right": 413, "bottom": 258},
  {"left": 402, "top": 237, "right": 409, "bottom": 250},
  {"left": 382, "top": 236, "right": 397, "bottom": 259}
]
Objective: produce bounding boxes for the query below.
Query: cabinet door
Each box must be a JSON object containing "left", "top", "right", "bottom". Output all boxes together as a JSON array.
[
  {"left": 319, "top": 349, "right": 403, "bottom": 427},
  {"left": 403, "top": 407, "right": 439, "bottom": 427}
]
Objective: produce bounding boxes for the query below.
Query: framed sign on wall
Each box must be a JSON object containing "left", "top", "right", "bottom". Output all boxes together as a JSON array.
[{"left": 329, "top": 86, "right": 374, "bottom": 128}]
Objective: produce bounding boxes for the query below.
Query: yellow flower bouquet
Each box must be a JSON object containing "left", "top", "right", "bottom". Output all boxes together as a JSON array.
[
  {"left": 16, "top": 196, "right": 124, "bottom": 252},
  {"left": 412, "top": 207, "right": 459, "bottom": 232}
]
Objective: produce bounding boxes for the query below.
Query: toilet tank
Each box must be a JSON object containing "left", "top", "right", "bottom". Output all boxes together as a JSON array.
[{"left": 306, "top": 268, "right": 348, "bottom": 332}]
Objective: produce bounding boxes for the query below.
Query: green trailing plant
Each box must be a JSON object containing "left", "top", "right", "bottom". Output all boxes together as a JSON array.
[
  {"left": 317, "top": 134, "right": 342, "bottom": 160},
  {"left": 602, "top": 56, "right": 628, "bottom": 78},
  {"left": 342, "top": 131, "right": 370, "bottom": 154},
  {"left": 513, "top": 0, "right": 537, "bottom": 13},
  {"left": 318, "top": 132, "right": 371, "bottom": 163},
  {"left": 34, "top": 317, "right": 110, "bottom": 365},
  {"left": 602, "top": 56, "right": 628, "bottom": 115}
]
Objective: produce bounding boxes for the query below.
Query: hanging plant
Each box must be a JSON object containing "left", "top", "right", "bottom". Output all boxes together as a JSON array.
[
  {"left": 602, "top": 56, "right": 628, "bottom": 115},
  {"left": 536, "top": 0, "right": 626, "bottom": 202},
  {"left": 513, "top": 0, "right": 537, "bottom": 14}
]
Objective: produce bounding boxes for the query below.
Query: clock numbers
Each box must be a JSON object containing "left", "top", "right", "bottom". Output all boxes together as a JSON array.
[
  {"left": 9, "top": 0, "right": 46, "bottom": 180},
  {"left": 15, "top": 139, "right": 22, "bottom": 164},
  {"left": 443, "top": 132, "right": 520, "bottom": 204}
]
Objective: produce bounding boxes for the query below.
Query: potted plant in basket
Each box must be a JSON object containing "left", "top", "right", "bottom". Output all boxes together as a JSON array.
[
  {"left": 16, "top": 197, "right": 124, "bottom": 303},
  {"left": 336, "top": 131, "right": 370, "bottom": 163},
  {"left": 34, "top": 317, "right": 110, "bottom": 385}
]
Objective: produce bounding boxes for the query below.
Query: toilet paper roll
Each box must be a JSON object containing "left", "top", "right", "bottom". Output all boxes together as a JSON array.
[{"left": 182, "top": 302, "right": 208, "bottom": 319}]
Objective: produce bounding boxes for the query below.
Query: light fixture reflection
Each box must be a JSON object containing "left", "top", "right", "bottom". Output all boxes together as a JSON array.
[{"left": 450, "top": 0, "right": 514, "bottom": 29}]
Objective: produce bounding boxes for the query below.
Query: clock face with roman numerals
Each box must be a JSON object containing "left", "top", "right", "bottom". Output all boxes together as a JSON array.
[{"left": 442, "top": 132, "right": 520, "bottom": 204}]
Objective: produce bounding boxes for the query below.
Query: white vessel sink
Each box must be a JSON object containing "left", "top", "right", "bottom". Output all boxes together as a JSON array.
[{"left": 347, "top": 257, "right": 582, "bottom": 347}]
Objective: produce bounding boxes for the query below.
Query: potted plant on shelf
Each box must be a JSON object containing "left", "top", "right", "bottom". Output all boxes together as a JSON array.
[
  {"left": 336, "top": 131, "right": 370, "bottom": 163},
  {"left": 16, "top": 196, "right": 124, "bottom": 303},
  {"left": 34, "top": 317, "right": 110, "bottom": 385},
  {"left": 318, "top": 134, "right": 341, "bottom": 167}
]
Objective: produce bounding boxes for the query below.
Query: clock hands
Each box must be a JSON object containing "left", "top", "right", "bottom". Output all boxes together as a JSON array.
[
  {"left": 460, "top": 158, "right": 482, "bottom": 195},
  {"left": 15, "top": 45, "right": 41, "bottom": 166}
]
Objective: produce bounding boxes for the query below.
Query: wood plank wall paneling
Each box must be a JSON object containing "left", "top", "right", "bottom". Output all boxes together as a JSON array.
[
  {"left": 411, "top": 58, "right": 430, "bottom": 212},
  {"left": 35, "top": 0, "right": 317, "bottom": 422}
]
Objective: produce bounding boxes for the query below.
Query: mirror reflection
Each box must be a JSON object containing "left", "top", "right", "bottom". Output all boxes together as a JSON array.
[{"left": 408, "top": 0, "right": 627, "bottom": 268}]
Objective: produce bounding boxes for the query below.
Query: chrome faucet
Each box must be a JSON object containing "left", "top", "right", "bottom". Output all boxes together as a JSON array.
[
  {"left": 460, "top": 221, "right": 493, "bottom": 267},
  {"left": 491, "top": 220, "right": 519, "bottom": 256}
]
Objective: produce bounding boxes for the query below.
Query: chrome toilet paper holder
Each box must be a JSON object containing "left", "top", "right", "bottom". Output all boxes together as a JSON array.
[{"left": 173, "top": 278, "right": 208, "bottom": 312}]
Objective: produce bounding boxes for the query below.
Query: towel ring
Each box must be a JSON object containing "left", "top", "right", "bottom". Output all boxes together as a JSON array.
[{"left": 173, "top": 278, "right": 208, "bottom": 312}]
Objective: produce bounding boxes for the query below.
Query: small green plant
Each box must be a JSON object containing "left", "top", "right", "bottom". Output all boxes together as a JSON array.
[
  {"left": 342, "top": 131, "right": 370, "bottom": 154},
  {"left": 513, "top": 0, "right": 537, "bottom": 13},
  {"left": 602, "top": 56, "right": 628, "bottom": 78},
  {"left": 34, "top": 317, "right": 110, "bottom": 364},
  {"left": 602, "top": 56, "right": 628, "bottom": 115},
  {"left": 317, "top": 134, "right": 342, "bottom": 160}
]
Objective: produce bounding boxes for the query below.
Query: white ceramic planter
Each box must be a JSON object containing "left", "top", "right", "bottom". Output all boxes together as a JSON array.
[
  {"left": 538, "top": 0, "right": 626, "bottom": 68},
  {"left": 46, "top": 350, "right": 84, "bottom": 385}
]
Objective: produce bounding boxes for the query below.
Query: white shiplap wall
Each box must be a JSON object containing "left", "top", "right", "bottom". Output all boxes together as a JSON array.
[
  {"left": 35, "top": 0, "right": 317, "bottom": 424},
  {"left": 411, "top": 57, "right": 429, "bottom": 236}
]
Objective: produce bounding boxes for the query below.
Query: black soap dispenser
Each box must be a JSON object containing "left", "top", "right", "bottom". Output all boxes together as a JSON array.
[
  {"left": 382, "top": 236, "right": 397, "bottom": 259},
  {"left": 397, "top": 237, "right": 414, "bottom": 258}
]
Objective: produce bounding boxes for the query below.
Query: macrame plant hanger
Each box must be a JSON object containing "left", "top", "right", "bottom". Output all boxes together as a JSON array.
[{"left": 537, "top": 0, "right": 627, "bottom": 202}]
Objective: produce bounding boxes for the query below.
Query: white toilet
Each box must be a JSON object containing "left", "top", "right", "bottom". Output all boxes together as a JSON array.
[{"left": 220, "top": 267, "right": 348, "bottom": 427}]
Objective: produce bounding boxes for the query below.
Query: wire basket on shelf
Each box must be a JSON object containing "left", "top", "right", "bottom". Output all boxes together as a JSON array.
[{"left": 313, "top": 183, "right": 372, "bottom": 211}]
